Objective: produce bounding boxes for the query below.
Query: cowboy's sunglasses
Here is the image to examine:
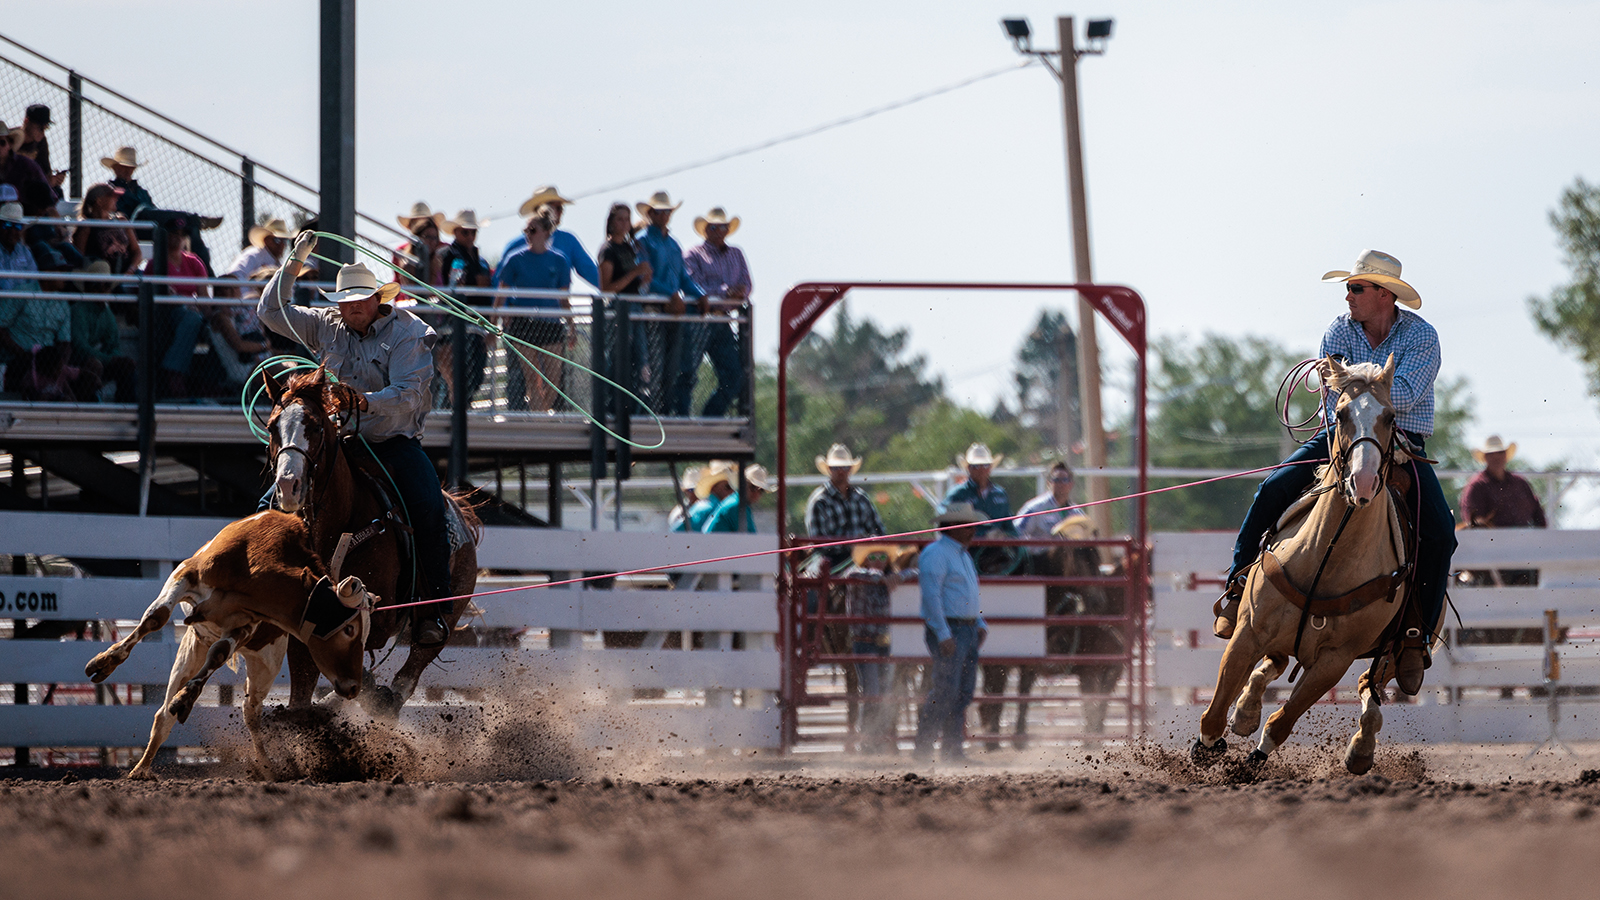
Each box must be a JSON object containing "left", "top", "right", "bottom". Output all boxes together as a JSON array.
[{"left": 1346, "top": 283, "right": 1380, "bottom": 295}]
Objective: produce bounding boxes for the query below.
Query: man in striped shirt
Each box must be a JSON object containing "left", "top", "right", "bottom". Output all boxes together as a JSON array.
[{"left": 1214, "top": 250, "right": 1455, "bottom": 694}]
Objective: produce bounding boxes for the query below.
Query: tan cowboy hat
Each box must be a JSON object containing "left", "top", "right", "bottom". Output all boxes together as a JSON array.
[
  {"left": 851, "top": 543, "right": 918, "bottom": 568},
  {"left": 693, "top": 207, "right": 740, "bottom": 238},
  {"left": 0, "top": 202, "right": 23, "bottom": 224},
  {"left": 72, "top": 258, "right": 111, "bottom": 292},
  {"left": 1471, "top": 435, "right": 1517, "bottom": 464},
  {"left": 440, "top": 209, "right": 487, "bottom": 236},
  {"left": 680, "top": 466, "right": 703, "bottom": 493},
  {"left": 322, "top": 263, "right": 401, "bottom": 305},
  {"left": 248, "top": 218, "right": 294, "bottom": 248},
  {"left": 957, "top": 442, "right": 1003, "bottom": 469},
  {"left": 517, "top": 186, "right": 573, "bottom": 218},
  {"left": 815, "top": 443, "right": 863, "bottom": 476},
  {"left": 744, "top": 464, "right": 772, "bottom": 493},
  {"left": 1051, "top": 513, "right": 1097, "bottom": 541},
  {"left": 935, "top": 501, "right": 986, "bottom": 526},
  {"left": 396, "top": 201, "right": 445, "bottom": 232},
  {"left": 635, "top": 190, "right": 682, "bottom": 219},
  {"left": 99, "top": 146, "right": 139, "bottom": 170},
  {"left": 1, "top": 122, "right": 22, "bottom": 151},
  {"left": 695, "top": 460, "right": 736, "bottom": 496},
  {"left": 1321, "top": 249, "right": 1421, "bottom": 310}
]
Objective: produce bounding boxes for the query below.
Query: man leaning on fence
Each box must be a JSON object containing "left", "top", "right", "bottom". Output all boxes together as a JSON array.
[
  {"left": 914, "top": 501, "right": 988, "bottom": 764},
  {"left": 1460, "top": 434, "right": 1546, "bottom": 588},
  {"left": 805, "top": 443, "right": 887, "bottom": 567},
  {"left": 681, "top": 207, "right": 749, "bottom": 417}
]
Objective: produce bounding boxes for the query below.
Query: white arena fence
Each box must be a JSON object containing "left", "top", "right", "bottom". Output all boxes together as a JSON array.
[{"left": 0, "top": 512, "right": 779, "bottom": 760}]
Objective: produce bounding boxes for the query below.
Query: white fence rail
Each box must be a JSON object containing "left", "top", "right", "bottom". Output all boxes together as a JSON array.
[
  {"left": 0, "top": 512, "right": 779, "bottom": 756},
  {"left": 1150, "top": 529, "right": 1600, "bottom": 743}
]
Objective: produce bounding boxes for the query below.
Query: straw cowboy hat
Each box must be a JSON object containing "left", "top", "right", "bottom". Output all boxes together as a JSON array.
[
  {"left": 72, "top": 258, "right": 111, "bottom": 291},
  {"left": 679, "top": 466, "right": 703, "bottom": 493},
  {"left": 440, "top": 209, "right": 487, "bottom": 236},
  {"left": 956, "top": 442, "right": 1003, "bottom": 469},
  {"left": 1, "top": 122, "right": 22, "bottom": 151},
  {"left": 1320, "top": 249, "right": 1421, "bottom": 310},
  {"left": 0, "top": 202, "right": 23, "bottom": 224},
  {"left": 635, "top": 190, "right": 682, "bottom": 219},
  {"left": 851, "top": 543, "right": 918, "bottom": 568},
  {"left": 518, "top": 185, "right": 573, "bottom": 218},
  {"left": 322, "top": 262, "right": 401, "bottom": 305},
  {"left": 1051, "top": 513, "right": 1097, "bottom": 541},
  {"left": 1471, "top": 435, "right": 1517, "bottom": 464},
  {"left": 815, "top": 443, "right": 863, "bottom": 476},
  {"left": 396, "top": 201, "right": 445, "bottom": 233},
  {"left": 935, "top": 501, "right": 986, "bottom": 526},
  {"left": 744, "top": 464, "right": 772, "bottom": 493},
  {"left": 248, "top": 218, "right": 294, "bottom": 249},
  {"left": 696, "top": 460, "right": 736, "bottom": 496},
  {"left": 694, "top": 207, "right": 740, "bottom": 238},
  {"left": 99, "top": 146, "right": 139, "bottom": 170}
]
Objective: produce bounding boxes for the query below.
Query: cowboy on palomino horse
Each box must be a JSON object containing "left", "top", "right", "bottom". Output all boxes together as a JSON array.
[
  {"left": 258, "top": 233, "right": 457, "bottom": 649},
  {"left": 1196, "top": 250, "right": 1458, "bottom": 772}
]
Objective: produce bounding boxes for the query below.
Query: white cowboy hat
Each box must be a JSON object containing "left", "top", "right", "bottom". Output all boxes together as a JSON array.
[
  {"left": 635, "top": 191, "right": 682, "bottom": 219},
  {"left": 679, "top": 466, "right": 703, "bottom": 492},
  {"left": 248, "top": 218, "right": 294, "bottom": 248},
  {"left": 744, "top": 464, "right": 772, "bottom": 493},
  {"left": 1320, "top": 249, "right": 1421, "bottom": 310},
  {"left": 815, "top": 443, "right": 863, "bottom": 476},
  {"left": 0, "top": 202, "right": 23, "bottom": 224},
  {"left": 517, "top": 186, "right": 573, "bottom": 218},
  {"left": 99, "top": 146, "right": 139, "bottom": 170},
  {"left": 694, "top": 207, "right": 740, "bottom": 238},
  {"left": 696, "top": 460, "right": 736, "bottom": 496},
  {"left": 321, "top": 263, "right": 401, "bottom": 305},
  {"left": 396, "top": 201, "right": 445, "bottom": 232},
  {"left": 957, "top": 442, "right": 1003, "bottom": 469},
  {"left": 1471, "top": 435, "right": 1517, "bottom": 464},
  {"left": 935, "top": 501, "right": 986, "bottom": 526},
  {"left": 1, "top": 122, "right": 22, "bottom": 151},
  {"left": 440, "top": 209, "right": 487, "bottom": 236}
]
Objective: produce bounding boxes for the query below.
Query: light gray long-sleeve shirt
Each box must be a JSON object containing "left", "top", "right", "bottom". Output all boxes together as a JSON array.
[{"left": 257, "top": 262, "right": 436, "bottom": 441}]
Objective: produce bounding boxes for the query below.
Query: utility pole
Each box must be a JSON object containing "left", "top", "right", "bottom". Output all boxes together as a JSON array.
[
  {"left": 319, "top": 0, "right": 356, "bottom": 265},
  {"left": 1055, "top": 15, "right": 1111, "bottom": 537}
]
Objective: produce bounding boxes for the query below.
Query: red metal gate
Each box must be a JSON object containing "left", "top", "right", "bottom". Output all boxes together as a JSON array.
[{"left": 774, "top": 282, "right": 1151, "bottom": 751}]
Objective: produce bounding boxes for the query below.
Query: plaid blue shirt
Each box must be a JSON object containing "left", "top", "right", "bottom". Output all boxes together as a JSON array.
[{"left": 1319, "top": 309, "right": 1439, "bottom": 436}]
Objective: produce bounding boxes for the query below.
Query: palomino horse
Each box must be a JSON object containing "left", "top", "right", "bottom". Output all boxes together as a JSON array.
[
  {"left": 264, "top": 367, "right": 482, "bottom": 715},
  {"left": 978, "top": 533, "right": 1126, "bottom": 747},
  {"left": 1193, "top": 356, "right": 1423, "bottom": 774}
]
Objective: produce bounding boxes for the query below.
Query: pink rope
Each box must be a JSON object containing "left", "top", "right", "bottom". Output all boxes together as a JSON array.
[{"left": 379, "top": 457, "right": 1330, "bottom": 612}]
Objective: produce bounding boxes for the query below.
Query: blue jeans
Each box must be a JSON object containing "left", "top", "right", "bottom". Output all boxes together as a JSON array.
[
  {"left": 700, "top": 321, "right": 742, "bottom": 417},
  {"left": 915, "top": 621, "right": 981, "bottom": 758},
  {"left": 365, "top": 436, "right": 452, "bottom": 606},
  {"left": 668, "top": 322, "right": 705, "bottom": 416},
  {"left": 159, "top": 306, "right": 205, "bottom": 376},
  {"left": 1228, "top": 429, "right": 1456, "bottom": 634}
]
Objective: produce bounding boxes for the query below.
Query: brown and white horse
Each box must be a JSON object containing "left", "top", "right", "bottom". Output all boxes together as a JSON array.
[
  {"left": 264, "top": 367, "right": 481, "bottom": 716},
  {"left": 1193, "top": 356, "right": 1421, "bottom": 774}
]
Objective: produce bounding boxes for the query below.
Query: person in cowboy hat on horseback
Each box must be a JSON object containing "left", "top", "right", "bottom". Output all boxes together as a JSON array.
[
  {"left": 1213, "top": 250, "right": 1456, "bottom": 694},
  {"left": 257, "top": 232, "right": 457, "bottom": 648}
]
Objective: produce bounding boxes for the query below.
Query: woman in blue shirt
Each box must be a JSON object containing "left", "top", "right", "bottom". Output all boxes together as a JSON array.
[{"left": 493, "top": 210, "right": 571, "bottom": 412}]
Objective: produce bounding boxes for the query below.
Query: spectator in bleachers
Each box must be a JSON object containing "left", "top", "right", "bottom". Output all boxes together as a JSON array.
[
  {"left": 219, "top": 218, "right": 293, "bottom": 297},
  {"left": 702, "top": 463, "right": 768, "bottom": 533},
  {"left": 501, "top": 186, "right": 600, "bottom": 290},
  {"left": 434, "top": 210, "right": 492, "bottom": 406},
  {"left": 101, "top": 145, "right": 222, "bottom": 275},
  {"left": 805, "top": 443, "right": 887, "bottom": 568},
  {"left": 211, "top": 219, "right": 288, "bottom": 379},
  {"left": 19, "top": 179, "right": 81, "bottom": 272},
  {"left": 393, "top": 202, "right": 445, "bottom": 287},
  {"left": 668, "top": 465, "right": 702, "bottom": 532},
  {"left": 0, "top": 120, "right": 50, "bottom": 200},
  {"left": 635, "top": 191, "right": 705, "bottom": 413},
  {"left": 72, "top": 184, "right": 141, "bottom": 276},
  {"left": 68, "top": 260, "right": 136, "bottom": 403},
  {"left": 681, "top": 207, "right": 750, "bottom": 417},
  {"left": 494, "top": 207, "right": 571, "bottom": 412},
  {"left": 156, "top": 217, "right": 211, "bottom": 397},
  {"left": 597, "top": 202, "right": 652, "bottom": 295},
  {"left": 17, "top": 105, "right": 64, "bottom": 197},
  {"left": 0, "top": 202, "right": 98, "bottom": 401}
]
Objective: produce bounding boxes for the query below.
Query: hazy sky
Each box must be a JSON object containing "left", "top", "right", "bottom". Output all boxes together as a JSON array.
[{"left": 8, "top": 1, "right": 1600, "bottom": 499}]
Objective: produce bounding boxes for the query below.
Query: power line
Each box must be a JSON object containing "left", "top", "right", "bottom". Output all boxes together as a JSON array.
[{"left": 488, "top": 59, "right": 1039, "bottom": 219}]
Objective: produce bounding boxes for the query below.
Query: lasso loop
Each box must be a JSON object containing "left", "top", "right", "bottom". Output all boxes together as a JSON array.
[
  {"left": 239, "top": 231, "right": 668, "bottom": 450},
  {"left": 1277, "top": 357, "right": 1331, "bottom": 443}
]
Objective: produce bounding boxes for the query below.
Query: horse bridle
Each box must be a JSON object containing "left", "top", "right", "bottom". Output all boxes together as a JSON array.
[
  {"left": 1326, "top": 387, "right": 1398, "bottom": 506},
  {"left": 269, "top": 398, "right": 339, "bottom": 529}
]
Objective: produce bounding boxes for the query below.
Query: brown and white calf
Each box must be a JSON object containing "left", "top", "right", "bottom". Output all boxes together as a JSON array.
[{"left": 84, "top": 510, "right": 373, "bottom": 780}]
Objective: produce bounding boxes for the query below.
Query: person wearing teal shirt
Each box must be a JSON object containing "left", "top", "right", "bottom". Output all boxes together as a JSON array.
[
  {"left": 702, "top": 464, "right": 769, "bottom": 534},
  {"left": 942, "top": 443, "right": 1015, "bottom": 537}
]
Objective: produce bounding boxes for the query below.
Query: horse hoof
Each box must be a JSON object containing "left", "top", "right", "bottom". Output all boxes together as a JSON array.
[
  {"left": 1229, "top": 707, "right": 1261, "bottom": 738},
  {"left": 168, "top": 688, "right": 199, "bottom": 725},
  {"left": 1191, "top": 737, "right": 1226, "bottom": 766},
  {"left": 361, "top": 684, "right": 404, "bottom": 720},
  {"left": 1247, "top": 748, "right": 1269, "bottom": 766},
  {"left": 1345, "top": 751, "right": 1374, "bottom": 775},
  {"left": 84, "top": 652, "right": 119, "bottom": 683}
]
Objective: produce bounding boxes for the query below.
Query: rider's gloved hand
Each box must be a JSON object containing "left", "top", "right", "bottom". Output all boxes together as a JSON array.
[{"left": 291, "top": 232, "right": 318, "bottom": 266}]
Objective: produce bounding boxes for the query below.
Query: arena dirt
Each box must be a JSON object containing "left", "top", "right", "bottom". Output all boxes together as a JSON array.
[{"left": 6, "top": 733, "right": 1600, "bottom": 900}]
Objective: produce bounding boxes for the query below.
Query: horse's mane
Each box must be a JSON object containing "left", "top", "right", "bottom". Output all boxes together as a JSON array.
[{"left": 1325, "top": 361, "right": 1387, "bottom": 395}]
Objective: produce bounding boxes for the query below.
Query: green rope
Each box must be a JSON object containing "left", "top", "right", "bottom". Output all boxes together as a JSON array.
[{"left": 276, "top": 230, "right": 666, "bottom": 450}]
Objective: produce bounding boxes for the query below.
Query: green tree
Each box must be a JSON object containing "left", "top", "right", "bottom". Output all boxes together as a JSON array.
[
  {"left": 1530, "top": 177, "right": 1600, "bottom": 400},
  {"left": 1011, "top": 309, "right": 1080, "bottom": 455}
]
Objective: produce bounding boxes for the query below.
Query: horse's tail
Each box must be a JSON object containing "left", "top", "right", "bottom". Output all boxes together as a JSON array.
[{"left": 445, "top": 488, "right": 485, "bottom": 546}]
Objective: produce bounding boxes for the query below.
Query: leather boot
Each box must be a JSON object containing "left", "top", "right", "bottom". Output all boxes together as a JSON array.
[
  {"left": 1213, "top": 575, "right": 1245, "bottom": 640},
  {"left": 1396, "top": 632, "right": 1428, "bottom": 695},
  {"left": 414, "top": 614, "right": 449, "bottom": 648}
]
